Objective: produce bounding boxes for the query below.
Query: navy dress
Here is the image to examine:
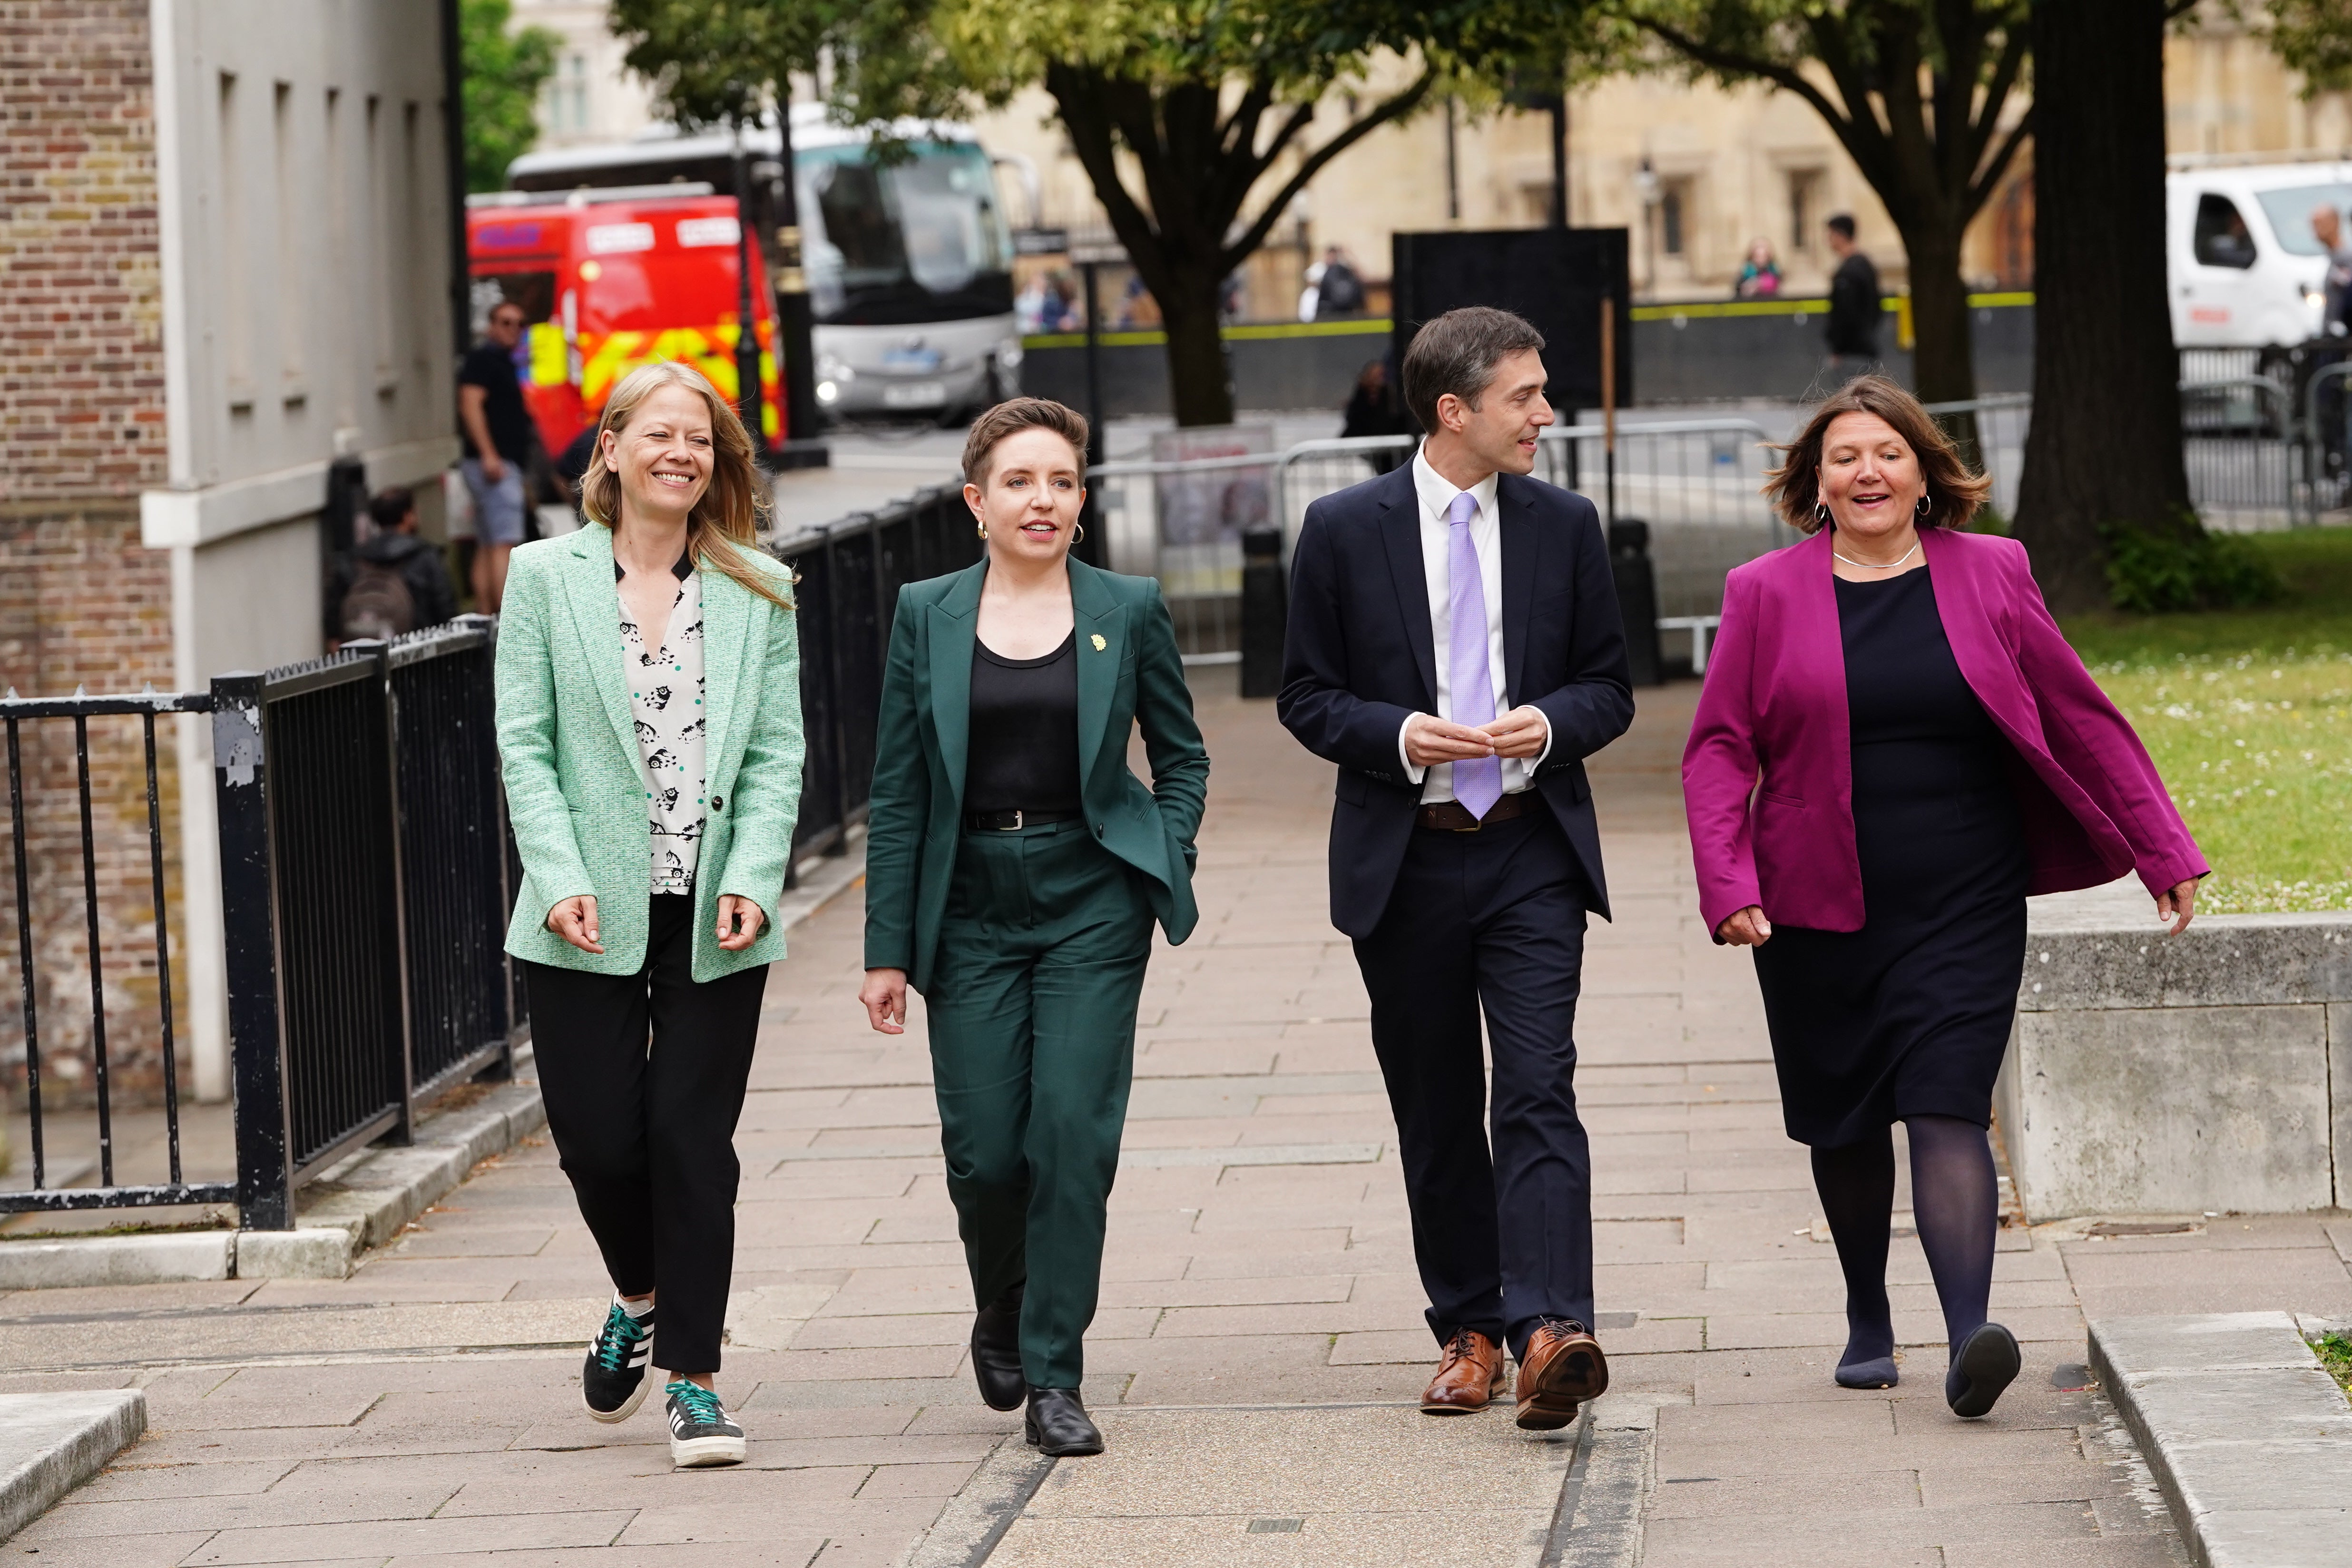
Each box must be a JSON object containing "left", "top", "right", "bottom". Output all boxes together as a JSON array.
[{"left": 1751, "top": 568, "right": 2030, "bottom": 1148}]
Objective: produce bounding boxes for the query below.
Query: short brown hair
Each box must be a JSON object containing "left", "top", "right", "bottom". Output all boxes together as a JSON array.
[
  {"left": 1764, "top": 375, "right": 1993, "bottom": 534},
  {"left": 1401, "top": 307, "right": 1545, "bottom": 433},
  {"left": 961, "top": 398, "right": 1088, "bottom": 483}
]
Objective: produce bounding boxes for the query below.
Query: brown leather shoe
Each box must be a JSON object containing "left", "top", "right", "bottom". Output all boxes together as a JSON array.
[
  {"left": 1420, "top": 1327, "right": 1505, "bottom": 1414},
  {"left": 1515, "top": 1318, "right": 1608, "bottom": 1431}
]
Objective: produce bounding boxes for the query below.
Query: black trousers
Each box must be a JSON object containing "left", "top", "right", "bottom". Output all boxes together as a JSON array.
[
  {"left": 520, "top": 894, "right": 769, "bottom": 1374},
  {"left": 1351, "top": 808, "right": 1594, "bottom": 1362}
]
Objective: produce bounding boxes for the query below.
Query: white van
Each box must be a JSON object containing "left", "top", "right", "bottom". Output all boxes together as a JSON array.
[{"left": 2167, "top": 157, "right": 2352, "bottom": 349}]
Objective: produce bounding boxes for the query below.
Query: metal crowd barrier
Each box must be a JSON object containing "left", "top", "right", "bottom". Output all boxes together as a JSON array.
[
  {"left": 0, "top": 687, "right": 229, "bottom": 1214},
  {"left": 769, "top": 485, "right": 984, "bottom": 861},
  {"left": 1089, "top": 420, "right": 1790, "bottom": 669}
]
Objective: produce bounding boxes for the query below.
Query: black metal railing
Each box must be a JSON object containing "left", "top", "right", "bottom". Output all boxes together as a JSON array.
[
  {"left": 771, "top": 485, "right": 981, "bottom": 861},
  {"left": 386, "top": 623, "right": 513, "bottom": 1100},
  {"left": 215, "top": 617, "right": 517, "bottom": 1229},
  {"left": 0, "top": 688, "right": 234, "bottom": 1214}
]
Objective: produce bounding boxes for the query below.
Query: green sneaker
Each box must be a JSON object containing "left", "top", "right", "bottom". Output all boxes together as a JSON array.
[
  {"left": 665, "top": 1379, "right": 746, "bottom": 1467},
  {"left": 582, "top": 1297, "right": 655, "bottom": 1422}
]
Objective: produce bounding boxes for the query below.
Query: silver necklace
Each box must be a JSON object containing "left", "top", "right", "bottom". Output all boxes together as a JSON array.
[{"left": 1832, "top": 539, "right": 1921, "bottom": 571}]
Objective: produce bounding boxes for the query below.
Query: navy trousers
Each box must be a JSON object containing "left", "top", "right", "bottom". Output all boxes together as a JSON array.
[{"left": 1351, "top": 807, "right": 1594, "bottom": 1362}]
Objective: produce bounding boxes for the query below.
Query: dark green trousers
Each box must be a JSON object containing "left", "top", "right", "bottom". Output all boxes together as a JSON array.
[{"left": 925, "top": 818, "right": 1155, "bottom": 1390}]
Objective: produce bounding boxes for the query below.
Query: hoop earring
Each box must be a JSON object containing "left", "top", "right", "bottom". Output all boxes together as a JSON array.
[
  {"left": 1072, "top": 521, "right": 1086, "bottom": 544},
  {"left": 975, "top": 519, "right": 988, "bottom": 539},
  {"left": 1815, "top": 502, "right": 1833, "bottom": 531},
  {"left": 1915, "top": 491, "right": 1931, "bottom": 520}
]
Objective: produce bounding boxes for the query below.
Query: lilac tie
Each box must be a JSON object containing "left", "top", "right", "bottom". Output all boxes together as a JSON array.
[{"left": 1446, "top": 490, "right": 1503, "bottom": 819}]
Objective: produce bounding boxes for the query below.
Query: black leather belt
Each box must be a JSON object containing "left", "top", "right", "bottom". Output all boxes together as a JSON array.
[
  {"left": 1414, "top": 792, "right": 1533, "bottom": 832},
  {"left": 964, "top": 808, "right": 1081, "bottom": 832}
]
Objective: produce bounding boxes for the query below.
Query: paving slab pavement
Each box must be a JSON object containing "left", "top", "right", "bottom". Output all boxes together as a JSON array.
[{"left": 2, "top": 673, "right": 2345, "bottom": 1562}]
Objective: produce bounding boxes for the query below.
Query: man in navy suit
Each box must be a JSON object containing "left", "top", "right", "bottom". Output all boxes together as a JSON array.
[{"left": 1278, "top": 307, "right": 1633, "bottom": 1429}]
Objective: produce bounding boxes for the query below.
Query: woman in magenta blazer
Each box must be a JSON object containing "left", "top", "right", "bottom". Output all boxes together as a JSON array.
[{"left": 1683, "top": 377, "right": 2205, "bottom": 1420}]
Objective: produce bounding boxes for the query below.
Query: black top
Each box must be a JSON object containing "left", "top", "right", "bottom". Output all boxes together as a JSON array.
[
  {"left": 1838, "top": 570, "right": 2013, "bottom": 811},
  {"left": 460, "top": 341, "right": 534, "bottom": 462},
  {"left": 964, "top": 631, "right": 1082, "bottom": 815},
  {"left": 1826, "top": 252, "right": 1882, "bottom": 356}
]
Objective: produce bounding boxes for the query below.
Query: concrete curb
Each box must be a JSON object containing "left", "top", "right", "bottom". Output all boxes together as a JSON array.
[
  {"left": 2089, "top": 1312, "right": 2352, "bottom": 1567},
  {"left": 0, "top": 1390, "right": 144, "bottom": 1542},
  {"left": 892, "top": 1433, "right": 1056, "bottom": 1568},
  {"left": 0, "top": 842, "right": 868, "bottom": 1290}
]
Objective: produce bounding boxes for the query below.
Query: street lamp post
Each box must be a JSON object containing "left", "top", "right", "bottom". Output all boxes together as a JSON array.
[{"left": 766, "top": 95, "right": 826, "bottom": 469}]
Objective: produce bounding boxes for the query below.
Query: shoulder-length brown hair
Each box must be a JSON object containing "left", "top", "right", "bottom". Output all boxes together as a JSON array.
[
  {"left": 580, "top": 360, "right": 793, "bottom": 610},
  {"left": 1764, "top": 374, "right": 1993, "bottom": 534}
]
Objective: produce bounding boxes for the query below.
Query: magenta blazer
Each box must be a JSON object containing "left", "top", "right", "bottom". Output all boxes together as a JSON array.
[{"left": 1682, "top": 527, "right": 2205, "bottom": 937}]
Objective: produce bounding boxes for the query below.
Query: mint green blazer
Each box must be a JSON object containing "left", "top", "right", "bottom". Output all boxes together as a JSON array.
[
  {"left": 494, "top": 524, "right": 804, "bottom": 982},
  {"left": 862, "top": 558, "right": 1210, "bottom": 992}
]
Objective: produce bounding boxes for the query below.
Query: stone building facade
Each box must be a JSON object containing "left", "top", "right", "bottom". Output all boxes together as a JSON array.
[{"left": 1, "top": 0, "right": 460, "bottom": 1112}]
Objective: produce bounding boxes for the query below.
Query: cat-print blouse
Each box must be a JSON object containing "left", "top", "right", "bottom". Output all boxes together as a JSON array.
[{"left": 617, "top": 552, "right": 707, "bottom": 893}]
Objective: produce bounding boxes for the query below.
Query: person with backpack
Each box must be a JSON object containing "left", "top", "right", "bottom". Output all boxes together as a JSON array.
[
  {"left": 328, "top": 487, "right": 459, "bottom": 645},
  {"left": 1315, "top": 246, "right": 1367, "bottom": 320}
]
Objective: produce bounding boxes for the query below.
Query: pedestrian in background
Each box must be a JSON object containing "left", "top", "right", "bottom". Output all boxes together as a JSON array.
[
  {"left": 494, "top": 360, "right": 805, "bottom": 1470},
  {"left": 328, "top": 487, "right": 457, "bottom": 644},
  {"left": 858, "top": 398, "right": 1209, "bottom": 1459},
  {"left": 1339, "top": 358, "right": 1409, "bottom": 475},
  {"left": 1315, "top": 245, "right": 1367, "bottom": 320},
  {"left": 460, "top": 299, "right": 535, "bottom": 614},
  {"left": 1735, "top": 239, "right": 1784, "bottom": 299},
  {"left": 1823, "top": 215, "right": 1882, "bottom": 375},
  {"left": 1280, "top": 307, "right": 1633, "bottom": 1432},
  {"left": 1682, "top": 375, "right": 2205, "bottom": 1419}
]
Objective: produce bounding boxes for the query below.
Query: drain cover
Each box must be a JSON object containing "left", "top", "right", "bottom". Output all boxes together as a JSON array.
[{"left": 1247, "top": 1519, "right": 1305, "bottom": 1534}]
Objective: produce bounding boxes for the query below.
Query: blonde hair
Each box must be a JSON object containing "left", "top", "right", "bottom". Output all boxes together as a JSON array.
[
  {"left": 580, "top": 361, "right": 793, "bottom": 610},
  {"left": 1764, "top": 374, "right": 1993, "bottom": 534}
]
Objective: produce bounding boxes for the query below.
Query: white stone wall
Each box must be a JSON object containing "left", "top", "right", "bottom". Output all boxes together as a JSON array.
[{"left": 138, "top": 0, "right": 463, "bottom": 1098}]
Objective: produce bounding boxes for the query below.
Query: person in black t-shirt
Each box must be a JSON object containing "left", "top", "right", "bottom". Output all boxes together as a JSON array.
[
  {"left": 459, "top": 300, "right": 533, "bottom": 612},
  {"left": 1823, "top": 214, "right": 1882, "bottom": 376}
]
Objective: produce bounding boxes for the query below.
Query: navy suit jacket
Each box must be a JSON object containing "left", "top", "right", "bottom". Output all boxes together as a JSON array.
[{"left": 1277, "top": 463, "right": 1635, "bottom": 938}]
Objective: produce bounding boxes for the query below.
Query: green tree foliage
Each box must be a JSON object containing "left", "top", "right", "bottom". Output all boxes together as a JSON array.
[
  {"left": 462, "top": 0, "right": 563, "bottom": 192},
  {"left": 616, "top": 0, "right": 1599, "bottom": 426},
  {"left": 2251, "top": 0, "right": 2352, "bottom": 94},
  {"left": 1613, "top": 1, "right": 2030, "bottom": 417}
]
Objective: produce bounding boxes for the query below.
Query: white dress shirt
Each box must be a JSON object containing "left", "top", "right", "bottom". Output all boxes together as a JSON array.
[{"left": 1400, "top": 447, "right": 1551, "bottom": 804}]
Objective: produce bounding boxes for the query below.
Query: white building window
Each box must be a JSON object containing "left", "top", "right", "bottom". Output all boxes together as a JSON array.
[{"left": 544, "top": 53, "right": 588, "bottom": 134}]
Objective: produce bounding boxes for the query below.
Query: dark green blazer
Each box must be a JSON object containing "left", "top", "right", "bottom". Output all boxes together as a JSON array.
[{"left": 863, "top": 558, "right": 1210, "bottom": 992}]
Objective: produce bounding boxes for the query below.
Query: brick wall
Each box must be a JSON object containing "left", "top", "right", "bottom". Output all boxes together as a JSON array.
[
  {"left": 0, "top": 5, "right": 184, "bottom": 1108},
  {"left": 0, "top": 0, "right": 167, "bottom": 503}
]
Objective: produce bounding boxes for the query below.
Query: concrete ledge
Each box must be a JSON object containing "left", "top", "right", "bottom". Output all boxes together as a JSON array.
[
  {"left": 2089, "top": 1312, "right": 2352, "bottom": 1568},
  {"left": 0, "top": 1391, "right": 144, "bottom": 1542},
  {"left": 0, "top": 843, "right": 869, "bottom": 1289},
  {"left": 1995, "top": 889, "right": 2352, "bottom": 1219},
  {"left": 0, "top": 1233, "right": 232, "bottom": 1290}
]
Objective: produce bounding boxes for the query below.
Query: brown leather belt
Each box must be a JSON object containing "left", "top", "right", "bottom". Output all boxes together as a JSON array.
[{"left": 1413, "top": 792, "right": 1533, "bottom": 832}]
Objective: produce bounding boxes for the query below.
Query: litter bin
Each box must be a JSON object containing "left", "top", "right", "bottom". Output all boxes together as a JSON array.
[
  {"left": 1239, "top": 526, "right": 1286, "bottom": 699},
  {"left": 1609, "top": 518, "right": 1663, "bottom": 687}
]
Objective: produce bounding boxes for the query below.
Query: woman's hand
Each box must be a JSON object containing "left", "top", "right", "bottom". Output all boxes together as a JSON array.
[
  {"left": 547, "top": 895, "right": 603, "bottom": 955},
  {"left": 860, "top": 968, "right": 909, "bottom": 1034},
  {"left": 1716, "top": 906, "right": 1773, "bottom": 946},
  {"left": 2156, "top": 877, "right": 2200, "bottom": 937},
  {"left": 716, "top": 894, "right": 766, "bottom": 952}
]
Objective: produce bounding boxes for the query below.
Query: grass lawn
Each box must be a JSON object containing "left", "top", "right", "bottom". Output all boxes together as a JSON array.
[{"left": 2061, "top": 528, "right": 2352, "bottom": 914}]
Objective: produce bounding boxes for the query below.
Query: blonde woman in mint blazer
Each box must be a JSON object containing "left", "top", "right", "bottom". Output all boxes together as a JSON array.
[{"left": 495, "top": 361, "right": 802, "bottom": 1470}]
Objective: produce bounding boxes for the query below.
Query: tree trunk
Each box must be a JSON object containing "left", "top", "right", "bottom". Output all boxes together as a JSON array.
[
  {"left": 1899, "top": 216, "right": 1983, "bottom": 463},
  {"left": 1158, "top": 274, "right": 1236, "bottom": 428},
  {"left": 2013, "top": 0, "right": 2194, "bottom": 612}
]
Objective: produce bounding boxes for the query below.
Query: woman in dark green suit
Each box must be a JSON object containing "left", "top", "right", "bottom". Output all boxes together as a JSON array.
[{"left": 858, "top": 398, "right": 1209, "bottom": 1457}]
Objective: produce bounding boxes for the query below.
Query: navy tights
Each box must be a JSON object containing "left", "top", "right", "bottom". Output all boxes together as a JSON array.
[{"left": 1811, "top": 1115, "right": 1998, "bottom": 1386}]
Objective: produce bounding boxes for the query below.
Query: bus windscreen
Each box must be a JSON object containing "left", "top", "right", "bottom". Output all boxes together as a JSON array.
[{"left": 800, "top": 141, "right": 1014, "bottom": 326}]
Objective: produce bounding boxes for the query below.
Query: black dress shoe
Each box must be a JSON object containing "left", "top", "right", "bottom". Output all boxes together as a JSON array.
[
  {"left": 971, "top": 1286, "right": 1026, "bottom": 1412},
  {"left": 1946, "top": 1321, "right": 2021, "bottom": 1418},
  {"left": 1024, "top": 1387, "right": 1104, "bottom": 1456}
]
